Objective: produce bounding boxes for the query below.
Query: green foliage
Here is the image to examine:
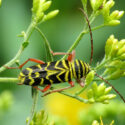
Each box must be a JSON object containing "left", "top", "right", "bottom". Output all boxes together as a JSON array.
[
  {"left": 26, "top": 110, "right": 54, "bottom": 125},
  {"left": 90, "top": 0, "right": 124, "bottom": 26},
  {"left": 90, "top": 0, "right": 104, "bottom": 11},
  {"left": 32, "top": 0, "right": 59, "bottom": 24},
  {"left": 0, "top": 91, "right": 13, "bottom": 118},
  {"left": 101, "top": 0, "right": 124, "bottom": 26},
  {"left": 96, "top": 35, "right": 125, "bottom": 80},
  {"left": 85, "top": 70, "right": 95, "bottom": 86},
  {"left": 87, "top": 82, "right": 116, "bottom": 103},
  {"left": 92, "top": 118, "right": 114, "bottom": 125},
  {"left": 79, "top": 101, "right": 125, "bottom": 125}
]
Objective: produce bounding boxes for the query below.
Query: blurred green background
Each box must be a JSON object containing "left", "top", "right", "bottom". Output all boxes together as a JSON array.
[{"left": 0, "top": 0, "right": 125, "bottom": 125}]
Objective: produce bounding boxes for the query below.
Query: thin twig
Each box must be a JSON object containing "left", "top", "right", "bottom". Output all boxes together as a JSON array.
[
  {"left": 35, "top": 26, "right": 53, "bottom": 62},
  {"left": 0, "top": 22, "right": 35, "bottom": 73},
  {"left": 58, "top": 91, "right": 89, "bottom": 103},
  {"left": 27, "top": 88, "right": 38, "bottom": 125},
  {"left": 79, "top": 8, "right": 93, "bottom": 65},
  {"left": 0, "top": 77, "right": 19, "bottom": 83},
  {"left": 95, "top": 73, "right": 125, "bottom": 103}
]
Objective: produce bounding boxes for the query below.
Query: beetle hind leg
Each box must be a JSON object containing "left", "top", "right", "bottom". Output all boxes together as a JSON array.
[{"left": 42, "top": 81, "right": 74, "bottom": 96}]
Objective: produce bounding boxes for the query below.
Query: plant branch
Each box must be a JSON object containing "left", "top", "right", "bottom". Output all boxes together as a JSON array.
[
  {"left": 59, "top": 91, "right": 89, "bottom": 103},
  {"left": 0, "top": 22, "right": 36, "bottom": 73},
  {"left": 75, "top": 85, "right": 89, "bottom": 96},
  {"left": 62, "top": 31, "right": 86, "bottom": 59},
  {"left": 62, "top": 11, "right": 101, "bottom": 60},
  {"left": 0, "top": 77, "right": 19, "bottom": 83},
  {"left": 35, "top": 26, "right": 53, "bottom": 62},
  {"left": 27, "top": 88, "right": 38, "bottom": 125}
]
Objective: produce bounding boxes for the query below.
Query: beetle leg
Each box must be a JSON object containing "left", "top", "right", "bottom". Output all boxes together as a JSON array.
[
  {"left": 4, "top": 65, "right": 18, "bottom": 69},
  {"left": 77, "top": 79, "right": 85, "bottom": 87},
  {"left": 51, "top": 51, "right": 70, "bottom": 56},
  {"left": 19, "top": 58, "right": 45, "bottom": 69},
  {"left": 42, "top": 81, "right": 74, "bottom": 96},
  {"left": 51, "top": 50, "right": 75, "bottom": 62},
  {"left": 4, "top": 58, "right": 45, "bottom": 69},
  {"left": 33, "top": 84, "right": 51, "bottom": 93},
  {"left": 67, "top": 50, "right": 75, "bottom": 62}
]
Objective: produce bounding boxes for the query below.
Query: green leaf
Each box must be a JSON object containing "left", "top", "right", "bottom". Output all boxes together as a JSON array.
[{"left": 22, "top": 41, "right": 29, "bottom": 49}]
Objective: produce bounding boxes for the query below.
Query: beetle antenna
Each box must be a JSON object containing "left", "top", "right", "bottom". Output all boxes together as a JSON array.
[
  {"left": 95, "top": 73, "right": 125, "bottom": 103},
  {"left": 79, "top": 8, "right": 93, "bottom": 65}
]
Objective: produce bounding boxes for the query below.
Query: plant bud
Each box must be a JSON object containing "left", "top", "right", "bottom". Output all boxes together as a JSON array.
[
  {"left": 85, "top": 70, "right": 95, "bottom": 85},
  {"left": 92, "top": 82, "right": 98, "bottom": 96},
  {"left": 90, "top": 0, "right": 104, "bottom": 11},
  {"left": 117, "top": 45, "right": 125, "bottom": 56},
  {"left": 105, "top": 35, "right": 114, "bottom": 58},
  {"left": 106, "top": 94, "right": 116, "bottom": 99},
  {"left": 106, "top": 20, "right": 120, "bottom": 26},
  {"left": 103, "top": 100, "right": 109, "bottom": 104},
  {"left": 32, "top": 0, "right": 42, "bottom": 14},
  {"left": 110, "top": 10, "right": 119, "bottom": 19},
  {"left": 42, "top": 10, "right": 59, "bottom": 22},
  {"left": 42, "top": 1, "right": 52, "bottom": 12},
  {"left": 106, "top": 69, "right": 123, "bottom": 80},
  {"left": 92, "top": 120, "right": 99, "bottom": 125},
  {"left": 88, "top": 98, "right": 95, "bottom": 103},
  {"left": 109, "top": 60, "right": 122, "bottom": 67},
  {"left": 119, "top": 53, "right": 125, "bottom": 60},
  {"left": 97, "top": 83, "right": 106, "bottom": 97},
  {"left": 87, "top": 89, "right": 93, "bottom": 99},
  {"left": 104, "top": 0, "right": 115, "bottom": 10},
  {"left": 116, "top": 11, "right": 124, "bottom": 19},
  {"left": 118, "top": 39, "right": 125, "bottom": 48},
  {"left": 96, "top": 95, "right": 106, "bottom": 102},
  {"left": 36, "top": 12, "right": 44, "bottom": 23},
  {"left": 110, "top": 44, "right": 118, "bottom": 58},
  {"left": 104, "top": 87, "right": 112, "bottom": 95}
]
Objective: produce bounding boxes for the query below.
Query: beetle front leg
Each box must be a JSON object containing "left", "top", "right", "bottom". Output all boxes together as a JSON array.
[
  {"left": 4, "top": 58, "right": 45, "bottom": 69},
  {"left": 19, "top": 58, "right": 45, "bottom": 69}
]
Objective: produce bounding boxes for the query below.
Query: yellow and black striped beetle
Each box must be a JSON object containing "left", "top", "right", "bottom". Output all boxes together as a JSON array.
[{"left": 18, "top": 51, "right": 90, "bottom": 95}]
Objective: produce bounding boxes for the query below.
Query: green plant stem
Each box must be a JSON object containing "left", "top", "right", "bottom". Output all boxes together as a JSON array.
[
  {"left": 95, "top": 58, "right": 110, "bottom": 70},
  {"left": 75, "top": 85, "right": 88, "bottom": 96},
  {"left": 0, "top": 22, "right": 35, "bottom": 73},
  {"left": 62, "top": 31, "right": 86, "bottom": 59},
  {"left": 27, "top": 89, "right": 38, "bottom": 125},
  {"left": 59, "top": 91, "right": 89, "bottom": 103},
  {"left": 89, "top": 11, "right": 96, "bottom": 24},
  {"left": 92, "top": 24, "right": 105, "bottom": 31},
  {"left": 0, "top": 77, "right": 19, "bottom": 83},
  {"left": 62, "top": 12, "right": 102, "bottom": 60},
  {"left": 35, "top": 26, "right": 53, "bottom": 62}
]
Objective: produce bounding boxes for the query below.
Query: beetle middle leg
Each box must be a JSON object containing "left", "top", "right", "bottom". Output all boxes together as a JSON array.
[
  {"left": 51, "top": 50, "right": 75, "bottom": 62},
  {"left": 33, "top": 84, "right": 51, "bottom": 93},
  {"left": 77, "top": 79, "right": 85, "bottom": 87}
]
